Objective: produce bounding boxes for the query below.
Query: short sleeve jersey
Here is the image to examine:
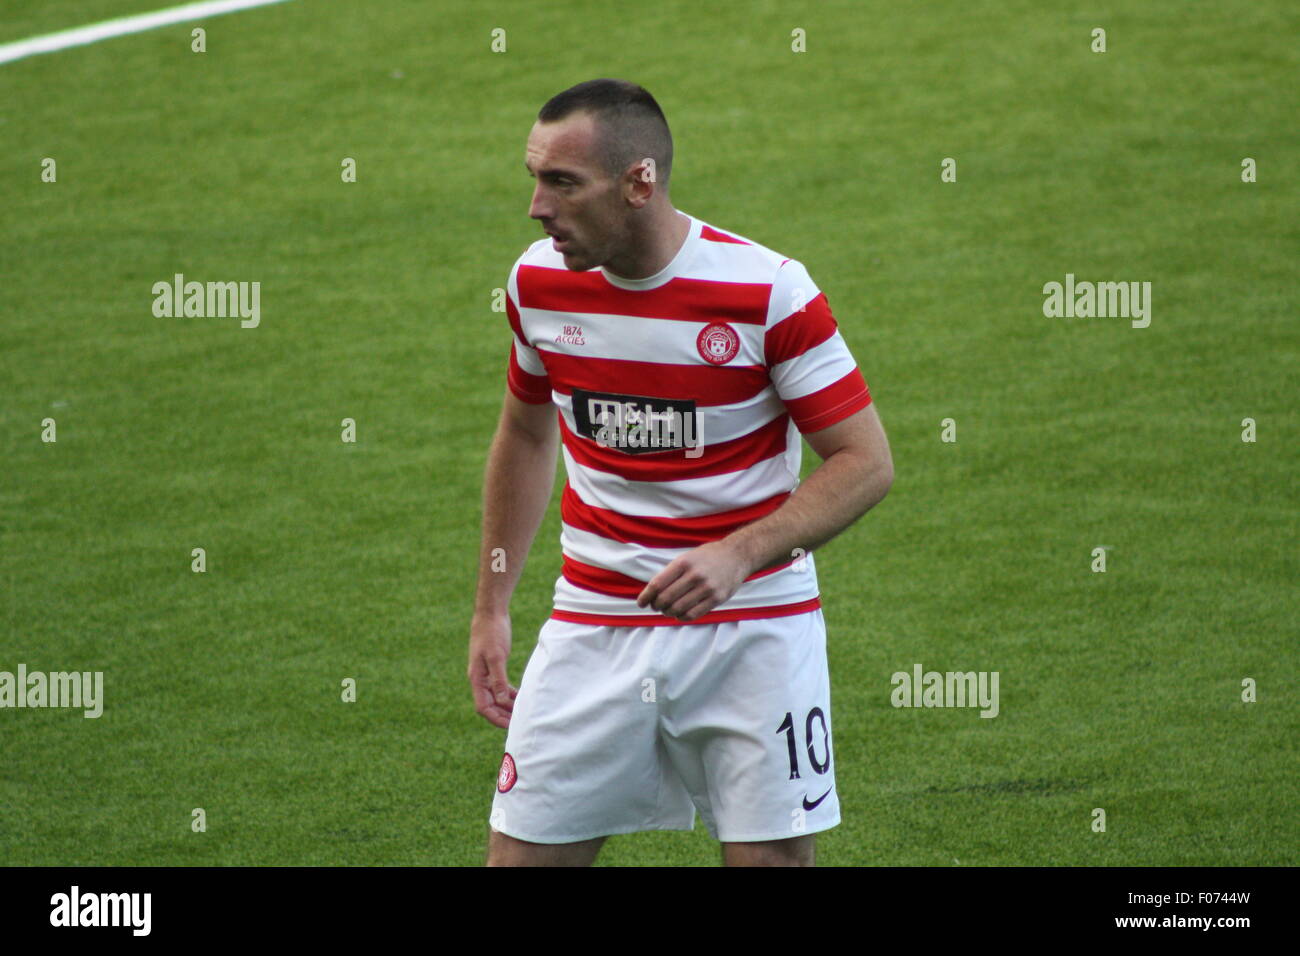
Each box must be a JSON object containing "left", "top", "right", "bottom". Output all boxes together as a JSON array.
[{"left": 503, "top": 213, "right": 872, "bottom": 626}]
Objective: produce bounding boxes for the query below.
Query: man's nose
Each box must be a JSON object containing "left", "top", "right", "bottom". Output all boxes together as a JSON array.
[{"left": 529, "top": 182, "right": 551, "bottom": 221}]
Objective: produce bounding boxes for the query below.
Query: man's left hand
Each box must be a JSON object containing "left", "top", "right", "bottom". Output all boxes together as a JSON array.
[{"left": 636, "top": 540, "right": 753, "bottom": 621}]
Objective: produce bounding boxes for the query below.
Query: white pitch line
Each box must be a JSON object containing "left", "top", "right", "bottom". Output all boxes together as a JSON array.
[{"left": 0, "top": 0, "right": 296, "bottom": 66}]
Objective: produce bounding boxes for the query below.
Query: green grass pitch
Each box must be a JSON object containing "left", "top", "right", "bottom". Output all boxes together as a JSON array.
[{"left": 1, "top": 0, "right": 1295, "bottom": 866}]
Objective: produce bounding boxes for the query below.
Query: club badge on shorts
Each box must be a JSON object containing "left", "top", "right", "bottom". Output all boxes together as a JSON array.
[
  {"left": 696, "top": 322, "right": 740, "bottom": 365},
  {"left": 497, "top": 752, "right": 517, "bottom": 793}
]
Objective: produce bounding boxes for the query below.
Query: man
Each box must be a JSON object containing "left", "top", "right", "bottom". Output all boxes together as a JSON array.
[{"left": 469, "top": 79, "right": 893, "bottom": 866}]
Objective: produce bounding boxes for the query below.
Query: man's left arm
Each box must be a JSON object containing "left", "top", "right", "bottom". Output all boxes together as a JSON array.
[{"left": 637, "top": 401, "right": 893, "bottom": 620}]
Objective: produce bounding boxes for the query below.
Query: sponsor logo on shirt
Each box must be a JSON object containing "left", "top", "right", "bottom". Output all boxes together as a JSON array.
[{"left": 571, "top": 387, "right": 704, "bottom": 458}]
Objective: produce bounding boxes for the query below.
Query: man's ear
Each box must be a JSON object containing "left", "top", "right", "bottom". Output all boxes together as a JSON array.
[{"left": 622, "top": 160, "right": 657, "bottom": 208}]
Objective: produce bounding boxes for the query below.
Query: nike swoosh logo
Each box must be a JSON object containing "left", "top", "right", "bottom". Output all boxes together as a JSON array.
[{"left": 802, "top": 788, "right": 832, "bottom": 811}]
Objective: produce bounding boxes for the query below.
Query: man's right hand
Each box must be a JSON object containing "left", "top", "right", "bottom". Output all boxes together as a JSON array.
[
  {"left": 469, "top": 613, "right": 518, "bottom": 728},
  {"left": 469, "top": 388, "right": 558, "bottom": 729}
]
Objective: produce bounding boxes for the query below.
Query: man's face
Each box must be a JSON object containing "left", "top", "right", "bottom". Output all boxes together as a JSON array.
[{"left": 525, "top": 112, "right": 626, "bottom": 271}]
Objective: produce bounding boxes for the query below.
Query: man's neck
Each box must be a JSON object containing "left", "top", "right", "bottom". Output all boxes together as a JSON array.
[{"left": 604, "top": 208, "right": 691, "bottom": 280}]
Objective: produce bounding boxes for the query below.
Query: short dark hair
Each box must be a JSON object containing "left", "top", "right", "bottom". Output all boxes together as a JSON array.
[{"left": 538, "top": 79, "right": 673, "bottom": 189}]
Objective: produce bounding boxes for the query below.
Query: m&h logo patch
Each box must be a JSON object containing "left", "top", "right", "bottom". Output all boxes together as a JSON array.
[{"left": 570, "top": 388, "right": 702, "bottom": 457}]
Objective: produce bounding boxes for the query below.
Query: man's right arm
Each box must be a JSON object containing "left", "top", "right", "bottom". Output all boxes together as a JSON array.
[{"left": 468, "top": 389, "right": 559, "bottom": 728}]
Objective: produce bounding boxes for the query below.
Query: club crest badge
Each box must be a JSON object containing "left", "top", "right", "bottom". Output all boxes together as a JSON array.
[
  {"left": 497, "top": 753, "right": 517, "bottom": 793},
  {"left": 696, "top": 323, "right": 740, "bottom": 365}
]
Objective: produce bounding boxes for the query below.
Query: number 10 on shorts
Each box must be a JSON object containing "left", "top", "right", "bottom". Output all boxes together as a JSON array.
[{"left": 776, "top": 707, "right": 831, "bottom": 780}]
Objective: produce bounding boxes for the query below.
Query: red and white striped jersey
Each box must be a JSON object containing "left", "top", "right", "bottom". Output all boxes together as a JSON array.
[{"left": 504, "top": 212, "right": 872, "bottom": 626}]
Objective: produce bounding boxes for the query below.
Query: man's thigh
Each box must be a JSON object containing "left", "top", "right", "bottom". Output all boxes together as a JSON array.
[
  {"left": 723, "top": 834, "right": 816, "bottom": 867},
  {"left": 486, "top": 828, "right": 606, "bottom": 867},
  {"left": 488, "top": 618, "right": 696, "bottom": 844},
  {"left": 660, "top": 610, "right": 840, "bottom": 844}
]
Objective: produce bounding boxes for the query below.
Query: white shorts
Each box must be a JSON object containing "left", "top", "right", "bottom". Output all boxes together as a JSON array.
[{"left": 489, "top": 609, "right": 840, "bottom": 844}]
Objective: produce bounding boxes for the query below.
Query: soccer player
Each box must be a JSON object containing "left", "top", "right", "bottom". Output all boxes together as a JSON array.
[{"left": 469, "top": 79, "right": 893, "bottom": 866}]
